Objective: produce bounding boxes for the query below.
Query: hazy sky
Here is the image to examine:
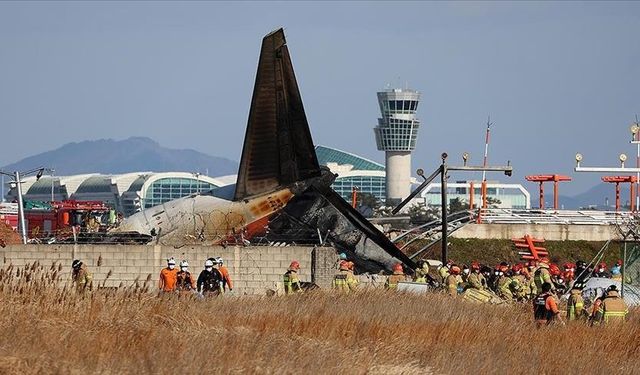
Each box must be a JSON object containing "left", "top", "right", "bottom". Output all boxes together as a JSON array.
[{"left": 1, "top": 2, "right": 639, "bottom": 194}]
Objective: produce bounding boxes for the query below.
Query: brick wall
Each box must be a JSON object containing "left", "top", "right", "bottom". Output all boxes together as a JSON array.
[{"left": 0, "top": 244, "right": 339, "bottom": 295}]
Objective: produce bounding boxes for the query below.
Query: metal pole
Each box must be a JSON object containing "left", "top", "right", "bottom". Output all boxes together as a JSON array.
[
  {"left": 15, "top": 171, "right": 27, "bottom": 244},
  {"left": 636, "top": 140, "right": 639, "bottom": 211},
  {"left": 50, "top": 169, "right": 55, "bottom": 202},
  {"left": 622, "top": 242, "right": 627, "bottom": 299},
  {"left": 481, "top": 119, "right": 491, "bottom": 209},
  {"left": 440, "top": 159, "right": 448, "bottom": 264}
]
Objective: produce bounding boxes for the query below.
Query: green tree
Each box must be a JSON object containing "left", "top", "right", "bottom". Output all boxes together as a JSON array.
[
  {"left": 449, "top": 197, "right": 468, "bottom": 213},
  {"left": 486, "top": 197, "right": 502, "bottom": 208},
  {"left": 407, "top": 202, "right": 438, "bottom": 225}
]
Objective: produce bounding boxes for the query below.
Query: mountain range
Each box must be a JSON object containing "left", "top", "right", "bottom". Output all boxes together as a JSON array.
[
  {"left": 0, "top": 137, "right": 238, "bottom": 177},
  {"left": 0, "top": 137, "right": 628, "bottom": 210}
]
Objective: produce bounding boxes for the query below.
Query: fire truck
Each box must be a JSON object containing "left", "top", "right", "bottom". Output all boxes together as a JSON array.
[
  {"left": 25, "top": 200, "right": 112, "bottom": 238},
  {"left": 0, "top": 202, "right": 18, "bottom": 230}
]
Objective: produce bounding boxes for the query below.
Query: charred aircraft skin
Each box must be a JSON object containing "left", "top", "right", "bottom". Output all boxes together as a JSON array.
[{"left": 112, "top": 28, "right": 416, "bottom": 272}]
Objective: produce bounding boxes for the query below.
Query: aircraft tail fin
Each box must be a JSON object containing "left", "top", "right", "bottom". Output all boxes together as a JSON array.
[{"left": 234, "top": 28, "right": 320, "bottom": 201}]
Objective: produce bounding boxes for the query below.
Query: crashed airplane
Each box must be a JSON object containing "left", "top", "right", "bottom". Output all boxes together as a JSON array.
[{"left": 113, "top": 28, "right": 416, "bottom": 272}]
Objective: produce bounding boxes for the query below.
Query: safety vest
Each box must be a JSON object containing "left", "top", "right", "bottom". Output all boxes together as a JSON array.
[
  {"left": 534, "top": 268, "right": 551, "bottom": 291},
  {"left": 386, "top": 274, "right": 404, "bottom": 289},
  {"left": 599, "top": 292, "right": 628, "bottom": 324},
  {"left": 498, "top": 276, "right": 513, "bottom": 300},
  {"left": 533, "top": 293, "right": 554, "bottom": 322},
  {"left": 333, "top": 270, "right": 358, "bottom": 291},
  {"left": 439, "top": 267, "right": 450, "bottom": 283},
  {"left": 414, "top": 267, "right": 429, "bottom": 283},
  {"left": 567, "top": 291, "right": 584, "bottom": 321},
  {"left": 283, "top": 270, "right": 301, "bottom": 294}
]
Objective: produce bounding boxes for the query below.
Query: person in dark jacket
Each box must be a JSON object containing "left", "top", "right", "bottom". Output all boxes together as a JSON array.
[{"left": 197, "top": 259, "right": 223, "bottom": 296}]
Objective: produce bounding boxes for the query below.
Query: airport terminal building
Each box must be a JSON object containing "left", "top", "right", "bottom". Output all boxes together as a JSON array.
[
  {"left": 315, "top": 145, "right": 387, "bottom": 203},
  {"left": 4, "top": 172, "right": 228, "bottom": 217}
]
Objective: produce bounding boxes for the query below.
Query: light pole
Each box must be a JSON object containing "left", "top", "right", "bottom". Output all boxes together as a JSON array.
[
  {"left": 630, "top": 121, "right": 640, "bottom": 211},
  {"left": 393, "top": 153, "right": 513, "bottom": 263},
  {"left": 0, "top": 167, "right": 45, "bottom": 244},
  {"left": 574, "top": 153, "right": 640, "bottom": 298},
  {"left": 47, "top": 168, "right": 55, "bottom": 202}
]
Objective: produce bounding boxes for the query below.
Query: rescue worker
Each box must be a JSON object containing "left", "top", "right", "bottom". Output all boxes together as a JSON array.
[
  {"left": 611, "top": 260, "right": 623, "bottom": 282},
  {"left": 71, "top": 259, "right": 93, "bottom": 294},
  {"left": 467, "top": 262, "right": 486, "bottom": 290},
  {"left": 593, "top": 262, "right": 611, "bottom": 278},
  {"left": 445, "top": 265, "right": 461, "bottom": 296},
  {"left": 574, "top": 260, "right": 590, "bottom": 283},
  {"left": 283, "top": 260, "right": 303, "bottom": 294},
  {"left": 333, "top": 260, "right": 358, "bottom": 292},
  {"left": 497, "top": 267, "right": 514, "bottom": 301},
  {"left": 214, "top": 257, "right": 233, "bottom": 292},
  {"left": 597, "top": 285, "right": 629, "bottom": 324},
  {"left": 523, "top": 262, "right": 537, "bottom": 299},
  {"left": 566, "top": 285, "right": 586, "bottom": 321},
  {"left": 549, "top": 263, "right": 566, "bottom": 293},
  {"left": 159, "top": 257, "right": 178, "bottom": 293},
  {"left": 438, "top": 262, "right": 450, "bottom": 284},
  {"left": 534, "top": 258, "right": 554, "bottom": 293},
  {"left": 589, "top": 294, "right": 604, "bottom": 326},
  {"left": 461, "top": 265, "right": 471, "bottom": 283},
  {"left": 511, "top": 265, "right": 528, "bottom": 301},
  {"left": 197, "top": 259, "right": 223, "bottom": 296},
  {"left": 334, "top": 252, "right": 348, "bottom": 271},
  {"left": 563, "top": 262, "right": 576, "bottom": 284},
  {"left": 413, "top": 260, "right": 430, "bottom": 283},
  {"left": 385, "top": 263, "right": 406, "bottom": 290},
  {"left": 176, "top": 260, "right": 196, "bottom": 293},
  {"left": 480, "top": 265, "right": 493, "bottom": 290},
  {"left": 533, "top": 282, "right": 562, "bottom": 327}
]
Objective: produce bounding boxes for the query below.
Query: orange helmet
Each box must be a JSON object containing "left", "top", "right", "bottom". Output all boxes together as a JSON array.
[
  {"left": 563, "top": 262, "right": 575, "bottom": 271},
  {"left": 512, "top": 264, "right": 523, "bottom": 273},
  {"left": 450, "top": 265, "right": 461, "bottom": 275},
  {"left": 549, "top": 264, "right": 561, "bottom": 276},
  {"left": 339, "top": 260, "right": 349, "bottom": 271},
  {"left": 289, "top": 261, "right": 300, "bottom": 270},
  {"left": 392, "top": 263, "right": 403, "bottom": 273}
]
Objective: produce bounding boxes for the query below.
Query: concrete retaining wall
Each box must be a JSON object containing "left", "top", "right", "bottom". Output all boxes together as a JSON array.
[
  {"left": 0, "top": 245, "right": 338, "bottom": 295},
  {"left": 452, "top": 223, "right": 619, "bottom": 241}
]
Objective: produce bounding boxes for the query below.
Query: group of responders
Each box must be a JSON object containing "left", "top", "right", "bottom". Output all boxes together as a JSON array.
[{"left": 69, "top": 253, "right": 630, "bottom": 326}]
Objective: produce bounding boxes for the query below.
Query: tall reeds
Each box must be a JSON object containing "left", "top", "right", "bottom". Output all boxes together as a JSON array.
[{"left": 0, "top": 263, "right": 637, "bottom": 374}]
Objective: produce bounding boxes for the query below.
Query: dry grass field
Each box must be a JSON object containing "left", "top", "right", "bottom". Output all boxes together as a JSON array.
[{"left": 1, "top": 262, "right": 639, "bottom": 375}]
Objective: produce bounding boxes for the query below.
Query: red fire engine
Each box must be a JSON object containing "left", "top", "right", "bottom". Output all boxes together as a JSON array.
[{"left": 25, "top": 200, "right": 111, "bottom": 237}]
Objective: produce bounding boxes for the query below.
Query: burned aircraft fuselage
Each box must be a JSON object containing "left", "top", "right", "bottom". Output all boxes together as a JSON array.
[{"left": 113, "top": 28, "right": 416, "bottom": 272}]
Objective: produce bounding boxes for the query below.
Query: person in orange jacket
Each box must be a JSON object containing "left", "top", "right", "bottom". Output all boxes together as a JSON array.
[
  {"left": 214, "top": 257, "right": 233, "bottom": 292},
  {"left": 533, "top": 282, "right": 563, "bottom": 327},
  {"left": 176, "top": 260, "right": 196, "bottom": 293},
  {"left": 159, "top": 257, "right": 178, "bottom": 293}
]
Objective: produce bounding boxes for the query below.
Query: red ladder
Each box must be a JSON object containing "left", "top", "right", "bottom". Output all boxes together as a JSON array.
[{"left": 512, "top": 234, "right": 548, "bottom": 261}]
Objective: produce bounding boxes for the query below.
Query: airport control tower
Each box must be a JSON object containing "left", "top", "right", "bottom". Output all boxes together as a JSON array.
[{"left": 373, "top": 88, "right": 421, "bottom": 205}]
